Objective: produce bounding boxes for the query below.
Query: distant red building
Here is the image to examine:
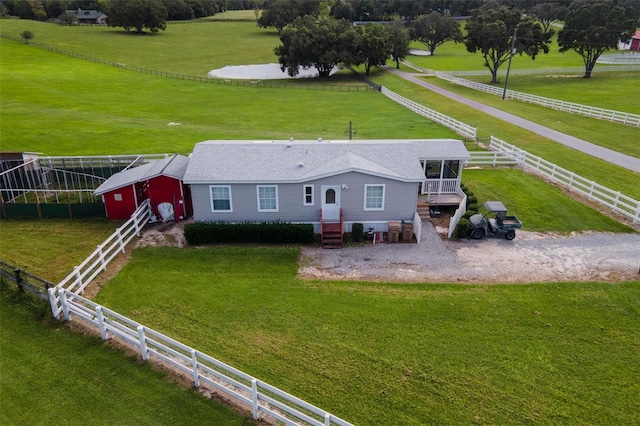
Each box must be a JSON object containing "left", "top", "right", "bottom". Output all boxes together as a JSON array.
[
  {"left": 94, "top": 155, "right": 191, "bottom": 221},
  {"left": 631, "top": 31, "right": 640, "bottom": 52}
]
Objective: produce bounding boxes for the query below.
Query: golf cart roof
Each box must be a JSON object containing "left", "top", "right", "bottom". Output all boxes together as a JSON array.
[{"left": 484, "top": 201, "right": 507, "bottom": 213}]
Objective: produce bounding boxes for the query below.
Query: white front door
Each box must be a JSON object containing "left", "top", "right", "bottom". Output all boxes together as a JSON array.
[{"left": 321, "top": 185, "right": 341, "bottom": 221}]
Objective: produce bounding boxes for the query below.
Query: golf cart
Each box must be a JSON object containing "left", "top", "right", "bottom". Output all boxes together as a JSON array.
[{"left": 468, "top": 201, "right": 522, "bottom": 240}]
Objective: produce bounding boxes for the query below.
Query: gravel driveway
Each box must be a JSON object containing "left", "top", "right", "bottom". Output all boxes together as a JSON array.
[{"left": 299, "top": 221, "right": 640, "bottom": 283}]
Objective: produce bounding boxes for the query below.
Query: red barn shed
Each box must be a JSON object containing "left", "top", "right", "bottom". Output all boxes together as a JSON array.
[
  {"left": 94, "top": 155, "right": 191, "bottom": 221},
  {"left": 630, "top": 31, "right": 640, "bottom": 52}
]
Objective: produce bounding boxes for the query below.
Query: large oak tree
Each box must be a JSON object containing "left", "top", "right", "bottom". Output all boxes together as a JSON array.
[
  {"left": 558, "top": 0, "right": 636, "bottom": 78},
  {"left": 275, "top": 15, "right": 359, "bottom": 78},
  {"left": 106, "top": 0, "right": 168, "bottom": 33},
  {"left": 464, "top": 1, "right": 553, "bottom": 83},
  {"left": 412, "top": 11, "right": 463, "bottom": 56}
]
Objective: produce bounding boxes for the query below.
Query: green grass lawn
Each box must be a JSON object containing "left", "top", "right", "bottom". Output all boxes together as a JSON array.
[
  {"left": 464, "top": 72, "right": 640, "bottom": 114},
  {"left": 0, "top": 38, "right": 457, "bottom": 155},
  {"left": 93, "top": 246, "right": 640, "bottom": 425},
  {"left": 462, "top": 168, "right": 633, "bottom": 233},
  {"left": 0, "top": 219, "right": 122, "bottom": 282},
  {"left": 0, "top": 292, "right": 253, "bottom": 425}
]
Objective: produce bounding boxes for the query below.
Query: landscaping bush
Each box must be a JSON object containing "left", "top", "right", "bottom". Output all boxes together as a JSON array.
[
  {"left": 351, "top": 223, "right": 364, "bottom": 242},
  {"left": 463, "top": 210, "right": 476, "bottom": 219},
  {"left": 466, "top": 195, "right": 478, "bottom": 207},
  {"left": 184, "top": 222, "right": 314, "bottom": 245},
  {"left": 453, "top": 218, "right": 470, "bottom": 239},
  {"left": 468, "top": 203, "right": 479, "bottom": 212}
]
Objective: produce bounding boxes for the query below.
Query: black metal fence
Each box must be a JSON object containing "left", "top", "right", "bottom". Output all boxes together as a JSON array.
[{"left": 0, "top": 260, "right": 52, "bottom": 300}]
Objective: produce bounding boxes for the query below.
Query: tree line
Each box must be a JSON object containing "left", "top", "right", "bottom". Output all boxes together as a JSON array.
[{"left": 264, "top": 0, "right": 639, "bottom": 81}]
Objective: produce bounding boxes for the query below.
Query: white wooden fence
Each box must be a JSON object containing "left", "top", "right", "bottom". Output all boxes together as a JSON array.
[
  {"left": 380, "top": 86, "right": 477, "bottom": 139},
  {"left": 466, "top": 150, "right": 522, "bottom": 166},
  {"left": 442, "top": 65, "right": 640, "bottom": 76},
  {"left": 482, "top": 137, "right": 640, "bottom": 223},
  {"left": 54, "top": 289, "right": 352, "bottom": 426},
  {"left": 435, "top": 72, "right": 640, "bottom": 127},
  {"left": 413, "top": 211, "right": 422, "bottom": 243},
  {"left": 447, "top": 193, "right": 468, "bottom": 239},
  {"left": 47, "top": 199, "right": 352, "bottom": 425}
]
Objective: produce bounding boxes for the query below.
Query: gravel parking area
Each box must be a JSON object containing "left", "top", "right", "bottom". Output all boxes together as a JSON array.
[
  {"left": 299, "top": 221, "right": 640, "bottom": 283},
  {"left": 135, "top": 220, "right": 639, "bottom": 284}
]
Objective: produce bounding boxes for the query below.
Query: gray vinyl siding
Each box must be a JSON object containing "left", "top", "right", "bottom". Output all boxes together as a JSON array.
[{"left": 190, "top": 172, "right": 419, "bottom": 224}]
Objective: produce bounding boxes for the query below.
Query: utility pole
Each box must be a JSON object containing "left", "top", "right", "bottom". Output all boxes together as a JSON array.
[{"left": 502, "top": 28, "right": 517, "bottom": 100}]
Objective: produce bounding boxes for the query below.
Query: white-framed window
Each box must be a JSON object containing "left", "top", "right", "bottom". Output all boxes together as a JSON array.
[
  {"left": 210, "top": 185, "right": 232, "bottom": 212},
  {"left": 303, "top": 184, "right": 314, "bottom": 206},
  {"left": 257, "top": 185, "right": 278, "bottom": 212},
  {"left": 113, "top": 193, "right": 122, "bottom": 202},
  {"left": 364, "top": 184, "right": 385, "bottom": 211}
]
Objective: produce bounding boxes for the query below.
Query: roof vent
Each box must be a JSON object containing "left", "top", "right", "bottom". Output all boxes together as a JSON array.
[{"left": 297, "top": 162, "right": 304, "bottom": 168}]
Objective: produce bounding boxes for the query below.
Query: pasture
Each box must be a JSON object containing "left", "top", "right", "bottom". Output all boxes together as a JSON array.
[
  {"left": 0, "top": 292, "right": 252, "bottom": 425},
  {"left": 2, "top": 16, "right": 639, "bottom": 426},
  {"left": 92, "top": 246, "right": 640, "bottom": 425}
]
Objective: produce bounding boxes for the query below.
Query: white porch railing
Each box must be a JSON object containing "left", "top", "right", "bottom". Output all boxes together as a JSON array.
[
  {"left": 487, "top": 136, "right": 640, "bottom": 223},
  {"left": 434, "top": 72, "right": 640, "bottom": 127},
  {"left": 422, "top": 179, "right": 460, "bottom": 194},
  {"left": 54, "top": 289, "right": 352, "bottom": 426},
  {"left": 380, "top": 86, "right": 477, "bottom": 139}
]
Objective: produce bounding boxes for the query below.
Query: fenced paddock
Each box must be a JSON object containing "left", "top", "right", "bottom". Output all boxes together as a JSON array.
[
  {"left": 434, "top": 72, "right": 640, "bottom": 127},
  {"left": 470, "top": 137, "right": 640, "bottom": 224},
  {"left": 46, "top": 199, "right": 351, "bottom": 425},
  {"left": 54, "top": 289, "right": 352, "bottom": 426}
]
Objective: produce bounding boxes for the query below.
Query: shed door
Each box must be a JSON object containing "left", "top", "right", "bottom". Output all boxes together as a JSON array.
[{"left": 321, "top": 186, "right": 341, "bottom": 221}]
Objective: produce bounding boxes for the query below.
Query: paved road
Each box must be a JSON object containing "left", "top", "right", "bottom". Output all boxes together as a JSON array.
[{"left": 385, "top": 67, "right": 640, "bottom": 174}]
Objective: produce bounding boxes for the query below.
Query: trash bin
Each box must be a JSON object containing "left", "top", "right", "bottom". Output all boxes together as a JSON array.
[
  {"left": 387, "top": 221, "right": 400, "bottom": 243},
  {"left": 402, "top": 220, "right": 413, "bottom": 243}
]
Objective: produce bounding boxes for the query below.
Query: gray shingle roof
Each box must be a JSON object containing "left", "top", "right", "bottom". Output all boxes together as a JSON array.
[
  {"left": 183, "top": 139, "right": 469, "bottom": 184},
  {"left": 94, "top": 154, "right": 189, "bottom": 195}
]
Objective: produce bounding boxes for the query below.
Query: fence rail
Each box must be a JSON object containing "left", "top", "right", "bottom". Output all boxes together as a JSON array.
[
  {"left": 53, "top": 289, "right": 352, "bottom": 425},
  {"left": 380, "top": 86, "right": 477, "bottom": 139},
  {"left": 447, "top": 193, "right": 467, "bottom": 239},
  {"left": 441, "top": 65, "right": 640, "bottom": 76},
  {"left": 487, "top": 136, "right": 640, "bottom": 223},
  {"left": 466, "top": 151, "right": 521, "bottom": 166},
  {"left": 0, "top": 260, "right": 52, "bottom": 300},
  {"left": 435, "top": 72, "right": 640, "bottom": 127}
]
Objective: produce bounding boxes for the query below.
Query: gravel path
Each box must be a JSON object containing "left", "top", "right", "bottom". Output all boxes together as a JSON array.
[{"left": 299, "top": 221, "right": 640, "bottom": 283}]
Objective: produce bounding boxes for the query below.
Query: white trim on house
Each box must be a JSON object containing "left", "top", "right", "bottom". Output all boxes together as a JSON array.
[
  {"left": 210, "top": 185, "right": 233, "bottom": 212},
  {"left": 256, "top": 185, "right": 279, "bottom": 212},
  {"left": 303, "top": 184, "right": 314, "bottom": 206},
  {"left": 364, "top": 184, "right": 385, "bottom": 211}
]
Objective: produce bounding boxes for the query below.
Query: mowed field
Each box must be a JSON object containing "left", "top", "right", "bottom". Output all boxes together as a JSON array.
[{"left": 1, "top": 16, "right": 640, "bottom": 426}]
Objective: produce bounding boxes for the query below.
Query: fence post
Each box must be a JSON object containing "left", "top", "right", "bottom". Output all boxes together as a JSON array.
[
  {"left": 137, "top": 325, "right": 148, "bottom": 361},
  {"left": 191, "top": 350, "right": 200, "bottom": 388},
  {"left": 96, "top": 306, "right": 108, "bottom": 340},
  {"left": 13, "top": 268, "right": 24, "bottom": 293},
  {"left": 251, "top": 378, "right": 259, "bottom": 420},
  {"left": 73, "top": 266, "right": 82, "bottom": 293},
  {"left": 59, "top": 289, "right": 70, "bottom": 320},
  {"left": 134, "top": 214, "right": 141, "bottom": 238},
  {"left": 47, "top": 288, "right": 60, "bottom": 319},
  {"left": 118, "top": 228, "right": 126, "bottom": 254},
  {"left": 325, "top": 413, "right": 331, "bottom": 426},
  {"left": 98, "top": 244, "right": 106, "bottom": 272}
]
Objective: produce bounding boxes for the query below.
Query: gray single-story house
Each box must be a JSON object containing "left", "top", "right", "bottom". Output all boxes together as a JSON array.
[{"left": 183, "top": 139, "right": 470, "bottom": 245}]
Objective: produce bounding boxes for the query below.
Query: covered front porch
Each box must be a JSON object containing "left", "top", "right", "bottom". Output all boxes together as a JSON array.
[{"left": 418, "top": 159, "right": 465, "bottom": 206}]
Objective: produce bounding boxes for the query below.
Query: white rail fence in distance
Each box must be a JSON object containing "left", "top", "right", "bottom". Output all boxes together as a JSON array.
[
  {"left": 484, "top": 137, "right": 640, "bottom": 223},
  {"left": 380, "top": 86, "right": 477, "bottom": 140},
  {"left": 57, "top": 289, "right": 352, "bottom": 426},
  {"left": 435, "top": 72, "right": 640, "bottom": 127}
]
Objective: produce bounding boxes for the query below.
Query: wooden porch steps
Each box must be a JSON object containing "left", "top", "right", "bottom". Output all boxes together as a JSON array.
[
  {"left": 320, "top": 210, "right": 344, "bottom": 249},
  {"left": 417, "top": 202, "right": 431, "bottom": 220}
]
